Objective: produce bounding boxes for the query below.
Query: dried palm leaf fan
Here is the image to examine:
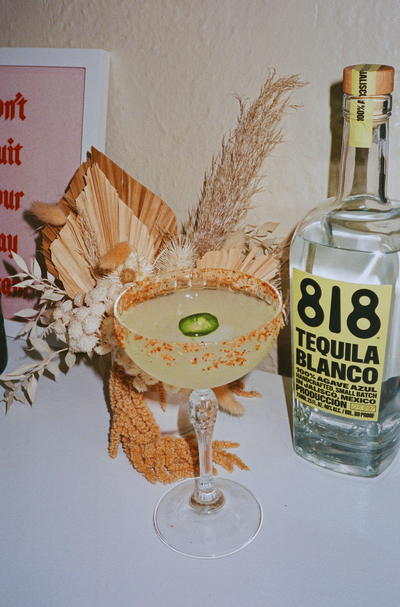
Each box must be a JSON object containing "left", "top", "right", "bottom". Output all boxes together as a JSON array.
[
  {"left": 50, "top": 164, "right": 159, "bottom": 298},
  {"left": 39, "top": 147, "right": 177, "bottom": 282},
  {"left": 196, "top": 246, "right": 278, "bottom": 282},
  {"left": 40, "top": 157, "right": 92, "bottom": 278}
]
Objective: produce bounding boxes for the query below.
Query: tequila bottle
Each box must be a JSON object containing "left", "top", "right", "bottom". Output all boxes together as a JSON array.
[{"left": 290, "top": 64, "right": 400, "bottom": 476}]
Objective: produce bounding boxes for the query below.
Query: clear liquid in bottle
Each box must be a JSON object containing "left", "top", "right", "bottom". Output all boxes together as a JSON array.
[{"left": 290, "top": 64, "right": 400, "bottom": 476}]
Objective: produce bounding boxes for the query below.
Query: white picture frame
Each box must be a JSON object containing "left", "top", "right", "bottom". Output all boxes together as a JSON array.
[
  {"left": 0, "top": 47, "right": 110, "bottom": 161},
  {"left": 0, "top": 48, "right": 110, "bottom": 336}
]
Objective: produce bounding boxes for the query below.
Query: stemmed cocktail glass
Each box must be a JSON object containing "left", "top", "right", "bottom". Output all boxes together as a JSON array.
[{"left": 114, "top": 268, "right": 282, "bottom": 558}]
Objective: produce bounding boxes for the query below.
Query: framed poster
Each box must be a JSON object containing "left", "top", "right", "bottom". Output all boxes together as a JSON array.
[{"left": 0, "top": 48, "right": 110, "bottom": 327}]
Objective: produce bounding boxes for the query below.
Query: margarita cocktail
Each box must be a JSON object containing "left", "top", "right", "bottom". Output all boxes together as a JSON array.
[
  {"left": 115, "top": 269, "right": 282, "bottom": 390},
  {"left": 114, "top": 268, "right": 282, "bottom": 559}
]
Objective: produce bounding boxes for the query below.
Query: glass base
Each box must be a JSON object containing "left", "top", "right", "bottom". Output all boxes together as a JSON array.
[{"left": 153, "top": 478, "right": 263, "bottom": 559}]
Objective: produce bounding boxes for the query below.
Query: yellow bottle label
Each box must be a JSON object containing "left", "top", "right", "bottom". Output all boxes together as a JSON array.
[
  {"left": 292, "top": 268, "right": 392, "bottom": 421},
  {"left": 349, "top": 64, "right": 381, "bottom": 148}
]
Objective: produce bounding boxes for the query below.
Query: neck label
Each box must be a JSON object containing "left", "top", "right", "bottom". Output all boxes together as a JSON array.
[{"left": 349, "top": 64, "right": 381, "bottom": 148}]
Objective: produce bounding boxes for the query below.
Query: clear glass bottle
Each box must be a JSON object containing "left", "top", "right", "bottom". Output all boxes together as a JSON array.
[{"left": 290, "top": 64, "right": 400, "bottom": 477}]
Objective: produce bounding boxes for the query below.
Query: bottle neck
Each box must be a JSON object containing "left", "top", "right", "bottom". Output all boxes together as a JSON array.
[{"left": 338, "top": 94, "right": 391, "bottom": 205}]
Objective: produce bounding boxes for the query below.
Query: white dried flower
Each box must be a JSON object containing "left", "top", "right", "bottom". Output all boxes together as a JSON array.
[
  {"left": 106, "top": 282, "right": 125, "bottom": 301},
  {"left": 91, "top": 302, "right": 107, "bottom": 317},
  {"left": 98, "top": 274, "right": 121, "bottom": 289},
  {"left": 75, "top": 307, "right": 90, "bottom": 322},
  {"left": 84, "top": 291, "right": 95, "bottom": 306},
  {"left": 68, "top": 319, "right": 84, "bottom": 340},
  {"left": 91, "top": 285, "right": 108, "bottom": 303},
  {"left": 74, "top": 292, "right": 85, "bottom": 307},
  {"left": 83, "top": 315, "right": 101, "bottom": 335},
  {"left": 61, "top": 299, "right": 73, "bottom": 312},
  {"left": 76, "top": 333, "right": 98, "bottom": 353},
  {"left": 53, "top": 307, "right": 63, "bottom": 321},
  {"left": 68, "top": 337, "right": 79, "bottom": 352}
]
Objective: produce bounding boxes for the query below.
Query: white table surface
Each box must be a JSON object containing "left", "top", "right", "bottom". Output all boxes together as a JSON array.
[{"left": 1, "top": 334, "right": 400, "bottom": 607}]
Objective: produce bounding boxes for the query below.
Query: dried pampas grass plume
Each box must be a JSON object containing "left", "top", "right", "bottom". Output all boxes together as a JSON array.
[
  {"left": 97, "top": 242, "right": 132, "bottom": 271},
  {"left": 213, "top": 385, "right": 245, "bottom": 416},
  {"left": 183, "top": 71, "right": 306, "bottom": 257},
  {"left": 31, "top": 202, "right": 69, "bottom": 227}
]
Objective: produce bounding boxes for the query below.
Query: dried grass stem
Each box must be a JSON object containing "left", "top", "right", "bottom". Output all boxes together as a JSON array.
[{"left": 183, "top": 71, "right": 306, "bottom": 257}]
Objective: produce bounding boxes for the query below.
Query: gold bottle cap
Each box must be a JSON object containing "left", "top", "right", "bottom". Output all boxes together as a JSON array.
[{"left": 343, "top": 64, "right": 394, "bottom": 95}]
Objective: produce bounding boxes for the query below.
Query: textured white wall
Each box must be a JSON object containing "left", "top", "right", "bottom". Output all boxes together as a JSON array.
[{"left": 2, "top": 0, "right": 400, "bottom": 240}]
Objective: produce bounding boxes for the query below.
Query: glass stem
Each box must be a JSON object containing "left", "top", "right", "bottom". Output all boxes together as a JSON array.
[{"left": 188, "top": 388, "right": 225, "bottom": 513}]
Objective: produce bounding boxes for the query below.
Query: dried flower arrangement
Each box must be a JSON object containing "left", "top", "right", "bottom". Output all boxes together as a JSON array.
[{"left": 0, "top": 71, "right": 305, "bottom": 483}]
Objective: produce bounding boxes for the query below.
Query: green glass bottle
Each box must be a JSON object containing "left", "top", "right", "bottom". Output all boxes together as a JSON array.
[{"left": 0, "top": 293, "right": 8, "bottom": 374}]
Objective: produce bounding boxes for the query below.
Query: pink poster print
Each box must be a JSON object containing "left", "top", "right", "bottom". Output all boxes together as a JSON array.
[{"left": 0, "top": 65, "right": 85, "bottom": 318}]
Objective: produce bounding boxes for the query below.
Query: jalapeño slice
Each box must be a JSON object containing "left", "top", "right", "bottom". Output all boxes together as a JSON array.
[{"left": 178, "top": 312, "right": 219, "bottom": 337}]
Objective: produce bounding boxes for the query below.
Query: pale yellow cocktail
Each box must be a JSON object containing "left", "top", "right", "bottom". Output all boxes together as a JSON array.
[{"left": 114, "top": 268, "right": 282, "bottom": 389}]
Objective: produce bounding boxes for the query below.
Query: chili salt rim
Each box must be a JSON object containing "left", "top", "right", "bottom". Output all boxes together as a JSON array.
[{"left": 114, "top": 268, "right": 283, "bottom": 348}]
